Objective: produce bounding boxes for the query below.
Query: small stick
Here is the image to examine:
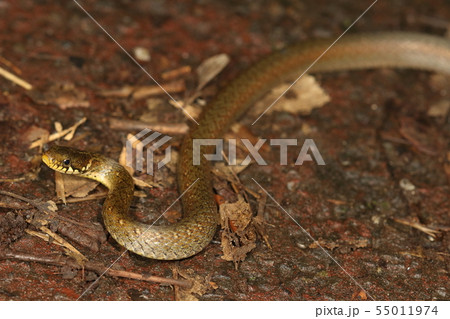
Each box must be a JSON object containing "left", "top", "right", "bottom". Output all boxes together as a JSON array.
[
  {"left": 63, "top": 191, "right": 108, "bottom": 203},
  {"left": 133, "top": 80, "right": 186, "bottom": 100},
  {"left": 29, "top": 117, "right": 87, "bottom": 149},
  {"left": 0, "top": 250, "right": 192, "bottom": 289},
  {"left": 0, "top": 190, "right": 54, "bottom": 213},
  {"left": 109, "top": 118, "right": 188, "bottom": 135},
  {"left": 392, "top": 217, "right": 443, "bottom": 238},
  {"left": 0, "top": 65, "right": 32, "bottom": 90},
  {"left": 161, "top": 65, "right": 191, "bottom": 81},
  {"left": 0, "top": 55, "right": 22, "bottom": 74},
  {"left": 99, "top": 80, "right": 186, "bottom": 100}
]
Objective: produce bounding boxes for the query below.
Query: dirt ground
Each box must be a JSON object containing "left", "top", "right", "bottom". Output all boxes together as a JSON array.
[{"left": 0, "top": 0, "right": 449, "bottom": 300}]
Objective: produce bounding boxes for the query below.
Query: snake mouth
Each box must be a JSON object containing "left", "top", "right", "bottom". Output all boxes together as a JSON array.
[
  {"left": 41, "top": 153, "right": 52, "bottom": 167},
  {"left": 42, "top": 153, "right": 81, "bottom": 175}
]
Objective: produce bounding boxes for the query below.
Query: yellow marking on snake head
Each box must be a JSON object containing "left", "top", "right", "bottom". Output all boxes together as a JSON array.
[{"left": 84, "top": 160, "right": 92, "bottom": 172}]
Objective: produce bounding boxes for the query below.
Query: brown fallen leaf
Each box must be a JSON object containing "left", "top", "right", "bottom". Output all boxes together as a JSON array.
[
  {"left": 21, "top": 126, "right": 49, "bottom": 144},
  {"left": 55, "top": 172, "right": 100, "bottom": 204},
  {"left": 196, "top": 53, "right": 230, "bottom": 91},
  {"left": 220, "top": 196, "right": 257, "bottom": 268},
  {"left": 27, "top": 82, "right": 89, "bottom": 109},
  {"left": 181, "top": 53, "right": 230, "bottom": 113},
  {"left": 173, "top": 267, "right": 210, "bottom": 301},
  {"left": 250, "top": 74, "right": 330, "bottom": 116}
]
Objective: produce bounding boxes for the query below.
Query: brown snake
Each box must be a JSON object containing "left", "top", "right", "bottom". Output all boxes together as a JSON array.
[{"left": 42, "top": 32, "right": 450, "bottom": 260}]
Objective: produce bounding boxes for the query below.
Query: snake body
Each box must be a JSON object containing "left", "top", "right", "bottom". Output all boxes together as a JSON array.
[{"left": 42, "top": 32, "right": 450, "bottom": 260}]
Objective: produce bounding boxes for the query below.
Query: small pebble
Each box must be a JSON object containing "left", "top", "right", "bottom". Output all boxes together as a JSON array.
[
  {"left": 133, "top": 47, "right": 151, "bottom": 61},
  {"left": 399, "top": 178, "right": 415, "bottom": 191}
]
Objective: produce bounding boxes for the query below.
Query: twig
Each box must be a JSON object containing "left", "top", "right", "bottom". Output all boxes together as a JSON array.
[
  {"left": 98, "top": 80, "right": 185, "bottom": 100},
  {"left": 0, "top": 190, "right": 55, "bottom": 213},
  {"left": 29, "top": 117, "right": 87, "bottom": 149},
  {"left": 0, "top": 250, "right": 192, "bottom": 289},
  {"left": 133, "top": 80, "right": 186, "bottom": 100},
  {"left": 392, "top": 217, "right": 443, "bottom": 238},
  {"left": 0, "top": 176, "right": 27, "bottom": 183},
  {"left": 161, "top": 65, "right": 191, "bottom": 81},
  {"left": 109, "top": 118, "right": 188, "bottom": 135},
  {"left": 0, "top": 200, "right": 32, "bottom": 209},
  {"left": 0, "top": 55, "right": 22, "bottom": 74},
  {"left": 0, "top": 65, "right": 33, "bottom": 90},
  {"left": 63, "top": 191, "right": 107, "bottom": 204}
]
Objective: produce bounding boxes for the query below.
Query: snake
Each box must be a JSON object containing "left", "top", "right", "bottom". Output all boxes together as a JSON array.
[{"left": 42, "top": 32, "right": 450, "bottom": 260}]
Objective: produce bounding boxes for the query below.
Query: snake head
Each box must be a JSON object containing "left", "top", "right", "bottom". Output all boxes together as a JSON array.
[{"left": 42, "top": 145, "right": 93, "bottom": 175}]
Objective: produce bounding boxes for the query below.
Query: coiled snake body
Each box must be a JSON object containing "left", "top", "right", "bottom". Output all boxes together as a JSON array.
[{"left": 42, "top": 32, "right": 450, "bottom": 260}]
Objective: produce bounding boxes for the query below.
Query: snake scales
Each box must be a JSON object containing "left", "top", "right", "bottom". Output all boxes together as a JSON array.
[{"left": 42, "top": 32, "right": 450, "bottom": 260}]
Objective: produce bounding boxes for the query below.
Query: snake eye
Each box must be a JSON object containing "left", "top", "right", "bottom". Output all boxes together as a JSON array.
[{"left": 63, "top": 159, "right": 71, "bottom": 166}]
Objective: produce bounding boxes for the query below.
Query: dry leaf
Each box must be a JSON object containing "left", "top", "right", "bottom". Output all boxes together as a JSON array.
[
  {"left": 220, "top": 196, "right": 257, "bottom": 267},
  {"left": 427, "top": 99, "right": 450, "bottom": 117},
  {"left": 60, "top": 174, "right": 100, "bottom": 198},
  {"left": 27, "top": 82, "right": 89, "bottom": 109},
  {"left": 22, "top": 126, "right": 49, "bottom": 144},
  {"left": 196, "top": 53, "right": 230, "bottom": 91},
  {"left": 252, "top": 74, "right": 330, "bottom": 116},
  {"left": 174, "top": 268, "right": 210, "bottom": 301}
]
